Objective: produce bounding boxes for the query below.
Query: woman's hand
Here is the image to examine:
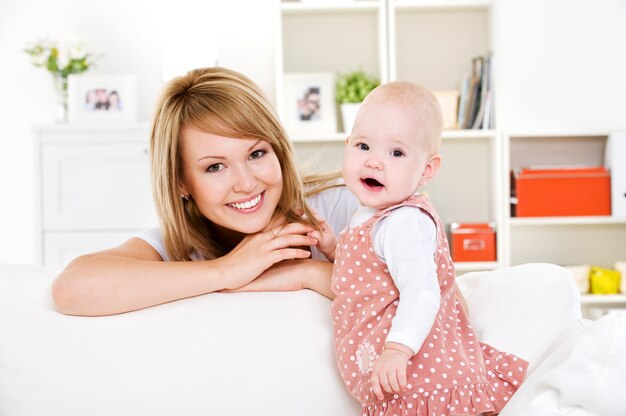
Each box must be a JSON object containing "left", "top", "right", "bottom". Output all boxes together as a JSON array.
[
  {"left": 224, "top": 258, "right": 335, "bottom": 299},
  {"left": 370, "top": 342, "right": 413, "bottom": 400},
  {"left": 216, "top": 222, "right": 319, "bottom": 290},
  {"left": 306, "top": 207, "right": 338, "bottom": 262}
]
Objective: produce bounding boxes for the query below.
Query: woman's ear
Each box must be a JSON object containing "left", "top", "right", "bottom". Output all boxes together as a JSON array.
[
  {"left": 178, "top": 181, "right": 190, "bottom": 199},
  {"left": 418, "top": 154, "right": 442, "bottom": 187}
]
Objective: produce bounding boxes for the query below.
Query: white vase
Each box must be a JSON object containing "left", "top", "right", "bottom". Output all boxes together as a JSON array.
[
  {"left": 52, "top": 74, "right": 69, "bottom": 123},
  {"left": 340, "top": 102, "right": 361, "bottom": 134}
]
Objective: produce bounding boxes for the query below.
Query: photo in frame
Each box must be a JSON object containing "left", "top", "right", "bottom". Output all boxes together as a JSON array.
[
  {"left": 68, "top": 74, "right": 138, "bottom": 123},
  {"left": 282, "top": 72, "right": 337, "bottom": 135}
]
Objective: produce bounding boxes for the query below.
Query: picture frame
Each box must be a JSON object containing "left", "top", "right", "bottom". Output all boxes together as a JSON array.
[
  {"left": 67, "top": 74, "right": 138, "bottom": 123},
  {"left": 282, "top": 72, "right": 337, "bottom": 135}
]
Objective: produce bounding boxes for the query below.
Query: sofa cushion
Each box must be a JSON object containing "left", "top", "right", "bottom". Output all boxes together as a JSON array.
[{"left": 456, "top": 263, "right": 582, "bottom": 372}]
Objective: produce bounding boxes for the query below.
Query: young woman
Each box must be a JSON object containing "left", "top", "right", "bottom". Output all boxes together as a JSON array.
[{"left": 52, "top": 67, "right": 358, "bottom": 316}]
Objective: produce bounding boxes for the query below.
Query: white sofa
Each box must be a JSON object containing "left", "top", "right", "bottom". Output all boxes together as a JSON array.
[{"left": 0, "top": 263, "right": 624, "bottom": 416}]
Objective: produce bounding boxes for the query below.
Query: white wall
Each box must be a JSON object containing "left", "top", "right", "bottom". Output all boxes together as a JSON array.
[
  {"left": 494, "top": 0, "right": 626, "bottom": 133},
  {"left": 0, "top": 0, "right": 277, "bottom": 265},
  {"left": 1, "top": 0, "right": 625, "bottom": 265}
]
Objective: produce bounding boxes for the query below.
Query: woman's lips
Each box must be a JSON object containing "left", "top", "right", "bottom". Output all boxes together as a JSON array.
[{"left": 226, "top": 191, "right": 264, "bottom": 213}]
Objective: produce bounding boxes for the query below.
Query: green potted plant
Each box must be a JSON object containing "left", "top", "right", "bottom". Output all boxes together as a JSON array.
[{"left": 336, "top": 69, "right": 379, "bottom": 133}]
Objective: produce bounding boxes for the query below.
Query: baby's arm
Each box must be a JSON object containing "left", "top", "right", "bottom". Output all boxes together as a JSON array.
[{"left": 369, "top": 208, "right": 441, "bottom": 399}]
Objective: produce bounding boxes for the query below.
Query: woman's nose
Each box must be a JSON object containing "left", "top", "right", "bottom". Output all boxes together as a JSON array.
[{"left": 232, "top": 166, "right": 257, "bottom": 193}]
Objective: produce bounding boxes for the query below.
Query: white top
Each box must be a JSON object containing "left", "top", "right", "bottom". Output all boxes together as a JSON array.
[
  {"left": 136, "top": 185, "right": 360, "bottom": 262},
  {"left": 349, "top": 202, "right": 440, "bottom": 354}
]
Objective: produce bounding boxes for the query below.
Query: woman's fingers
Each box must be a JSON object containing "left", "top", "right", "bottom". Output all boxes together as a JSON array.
[
  {"left": 268, "top": 222, "right": 315, "bottom": 238},
  {"left": 267, "top": 233, "right": 317, "bottom": 249},
  {"left": 274, "top": 248, "right": 312, "bottom": 262}
]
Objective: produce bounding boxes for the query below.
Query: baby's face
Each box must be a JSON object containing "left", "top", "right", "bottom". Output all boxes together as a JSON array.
[{"left": 342, "top": 99, "right": 435, "bottom": 210}]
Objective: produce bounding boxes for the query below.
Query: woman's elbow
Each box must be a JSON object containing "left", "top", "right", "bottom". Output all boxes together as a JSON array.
[
  {"left": 52, "top": 273, "right": 80, "bottom": 315},
  {"left": 51, "top": 257, "right": 92, "bottom": 315}
]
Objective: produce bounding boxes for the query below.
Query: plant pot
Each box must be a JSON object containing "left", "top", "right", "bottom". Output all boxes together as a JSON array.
[{"left": 340, "top": 102, "right": 361, "bottom": 134}]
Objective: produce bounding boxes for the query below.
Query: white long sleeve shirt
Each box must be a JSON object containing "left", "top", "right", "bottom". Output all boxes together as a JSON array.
[{"left": 349, "top": 203, "right": 441, "bottom": 354}]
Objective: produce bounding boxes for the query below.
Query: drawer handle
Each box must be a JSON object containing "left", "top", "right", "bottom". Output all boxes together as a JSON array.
[{"left": 463, "top": 239, "right": 485, "bottom": 251}]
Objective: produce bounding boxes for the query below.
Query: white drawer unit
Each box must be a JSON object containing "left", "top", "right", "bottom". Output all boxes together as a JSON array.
[{"left": 34, "top": 124, "right": 158, "bottom": 268}]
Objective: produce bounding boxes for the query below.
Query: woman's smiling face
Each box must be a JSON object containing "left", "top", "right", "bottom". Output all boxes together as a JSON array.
[{"left": 179, "top": 126, "right": 283, "bottom": 238}]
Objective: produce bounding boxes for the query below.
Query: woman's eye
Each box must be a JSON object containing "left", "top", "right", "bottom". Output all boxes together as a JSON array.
[
  {"left": 250, "top": 149, "right": 267, "bottom": 159},
  {"left": 206, "top": 163, "right": 225, "bottom": 173},
  {"left": 358, "top": 143, "right": 369, "bottom": 151},
  {"left": 392, "top": 149, "right": 404, "bottom": 157}
]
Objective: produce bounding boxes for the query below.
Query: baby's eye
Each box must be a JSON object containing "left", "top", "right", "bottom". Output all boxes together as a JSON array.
[
  {"left": 391, "top": 149, "right": 404, "bottom": 157},
  {"left": 358, "top": 143, "right": 369, "bottom": 151},
  {"left": 206, "top": 163, "right": 225, "bottom": 173}
]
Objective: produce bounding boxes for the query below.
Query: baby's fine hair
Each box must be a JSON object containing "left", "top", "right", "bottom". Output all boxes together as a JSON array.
[{"left": 364, "top": 81, "right": 443, "bottom": 155}]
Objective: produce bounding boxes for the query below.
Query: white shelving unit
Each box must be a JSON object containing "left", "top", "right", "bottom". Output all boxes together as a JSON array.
[
  {"left": 502, "top": 132, "right": 626, "bottom": 268},
  {"left": 276, "top": 1, "right": 626, "bottom": 314},
  {"left": 277, "top": 1, "right": 500, "bottom": 275},
  {"left": 503, "top": 132, "right": 626, "bottom": 314}
]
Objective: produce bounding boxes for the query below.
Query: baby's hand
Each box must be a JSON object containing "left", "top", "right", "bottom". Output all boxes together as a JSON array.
[
  {"left": 370, "top": 342, "right": 412, "bottom": 400},
  {"left": 306, "top": 207, "right": 337, "bottom": 262}
]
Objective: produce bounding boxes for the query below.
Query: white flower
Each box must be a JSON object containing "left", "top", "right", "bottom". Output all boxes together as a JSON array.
[
  {"left": 68, "top": 33, "right": 89, "bottom": 60},
  {"left": 57, "top": 48, "right": 70, "bottom": 69},
  {"left": 32, "top": 51, "right": 49, "bottom": 66}
]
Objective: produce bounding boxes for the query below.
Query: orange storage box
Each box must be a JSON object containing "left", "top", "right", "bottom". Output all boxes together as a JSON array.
[
  {"left": 513, "top": 166, "right": 611, "bottom": 217},
  {"left": 450, "top": 223, "right": 496, "bottom": 262}
]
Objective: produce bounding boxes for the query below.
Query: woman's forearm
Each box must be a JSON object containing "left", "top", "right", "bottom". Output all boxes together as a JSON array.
[
  {"left": 303, "top": 260, "right": 335, "bottom": 300},
  {"left": 52, "top": 254, "right": 236, "bottom": 317}
]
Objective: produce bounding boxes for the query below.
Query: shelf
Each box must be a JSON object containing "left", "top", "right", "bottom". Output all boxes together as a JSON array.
[
  {"left": 289, "top": 129, "right": 496, "bottom": 143},
  {"left": 281, "top": 1, "right": 380, "bottom": 14},
  {"left": 509, "top": 216, "right": 626, "bottom": 226},
  {"left": 507, "top": 132, "right": 609, "bottom": 139},
  {"left": 394, "top": 0, "right": 491, "bottom": 11},
  {"left": 455, "top": 261, "right": 499, "bottom": 272},
  {"left": 442, "top": 129, "right": 496, "bottom": 140},
  {"left": 580, "top": 294, "right": 626, "bottom": 305},
  {"left": 289, "top": 133, "right": 346, "bottom": 143}
]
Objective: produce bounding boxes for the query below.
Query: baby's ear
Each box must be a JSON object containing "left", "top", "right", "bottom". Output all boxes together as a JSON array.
[{"left": 418, "top": 154, "right": 442, "bottom": 187}]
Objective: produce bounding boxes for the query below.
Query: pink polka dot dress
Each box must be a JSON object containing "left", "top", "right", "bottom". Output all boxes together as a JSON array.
[{"left": 331, "top": 194, "right": 528, "bottom": 416}]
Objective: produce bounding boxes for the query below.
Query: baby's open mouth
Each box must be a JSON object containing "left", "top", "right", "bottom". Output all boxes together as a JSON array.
[{"left": 361, "top": 177, "right": 384, "bottom": 189}]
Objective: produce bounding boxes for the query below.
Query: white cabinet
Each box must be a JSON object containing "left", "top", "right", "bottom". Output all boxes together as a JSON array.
[{"left": 34, "top": 124, "right": 158, "bottom": 269}]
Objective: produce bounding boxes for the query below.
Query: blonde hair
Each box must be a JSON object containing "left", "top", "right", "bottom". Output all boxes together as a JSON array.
[
  {"left": 150, "top": 67, "right": 324, "bottom": 261},
  {"left": 364, "top": 81, "right": 443, "bottom": 155}
]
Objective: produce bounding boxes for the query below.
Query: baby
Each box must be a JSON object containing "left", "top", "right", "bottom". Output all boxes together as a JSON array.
[{"left": 315, "top": 81, "right": 528, "bottom": 415}]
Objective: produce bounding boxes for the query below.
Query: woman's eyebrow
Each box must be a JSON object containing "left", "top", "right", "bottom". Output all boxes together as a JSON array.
[
  {"left": 197, "top": 154, "right": 226, "bottom": 163},
  {"left": 196, "top": 139, "right": 263, "bottom": 163},
  {"left": 248, "top": 139, "right": 262, "bottom": 150}
]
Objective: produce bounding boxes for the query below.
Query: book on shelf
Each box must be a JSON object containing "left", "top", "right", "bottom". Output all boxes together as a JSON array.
[
  {"left": 462, "top": 56, "right": 482, "bottom": 129},
  {"left": 456, "top": 74, "right": 470, "bottom": 129},
  {"left": 472, "top": 53, "right": 492, "bottom": 129},
  {"left": 457, "top": 53, "right": 494, "bottom": 130}
]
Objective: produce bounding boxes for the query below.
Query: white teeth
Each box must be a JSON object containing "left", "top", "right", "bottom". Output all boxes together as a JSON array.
[{"left": 229, "top": 194, "right": 261, "bottom": 210}]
